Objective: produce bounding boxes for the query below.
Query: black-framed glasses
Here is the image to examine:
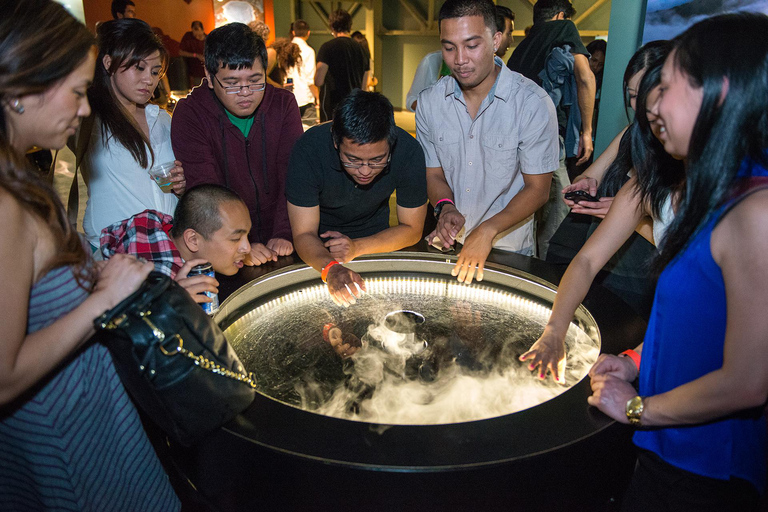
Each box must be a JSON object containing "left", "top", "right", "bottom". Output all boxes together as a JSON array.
[
  {"left": 213, "top": 74, "right": 266, "bottom": 95},
  {"left": 339, "top": 152, "right": 391, "bottom": 170}
]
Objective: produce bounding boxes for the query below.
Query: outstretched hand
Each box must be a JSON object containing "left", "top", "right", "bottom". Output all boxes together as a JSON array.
[
  {"left": 325, "top": 264, "right": 366, "bottom": 307},
  {"left": 519, "top": 329, "right": 566, "bottom": 384}
]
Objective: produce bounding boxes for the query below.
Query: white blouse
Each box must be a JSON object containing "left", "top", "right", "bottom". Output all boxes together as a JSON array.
[
  {"left": 653, "top": 194, "right": 675, "bottom": 247},
  {"left": 81, "top": 104, "right": 178, "bottom": 247}
]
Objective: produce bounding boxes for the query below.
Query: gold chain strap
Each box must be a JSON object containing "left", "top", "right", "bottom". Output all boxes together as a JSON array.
[
  {"left": 138, "top": 314, "right": 258, "bottom": 389},
  {"left": 99, "top": 298, "right": 258, "bottom": 390},
  {"left": 161, "top": 334, "right": 258, "bottom": 389}
]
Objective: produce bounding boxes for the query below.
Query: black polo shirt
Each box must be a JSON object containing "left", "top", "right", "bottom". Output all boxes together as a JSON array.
[{"left": 286, "top": 122, "right": 427, "bottom": 239}]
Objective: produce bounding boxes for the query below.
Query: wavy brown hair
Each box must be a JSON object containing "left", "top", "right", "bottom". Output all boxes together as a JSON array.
[
  {"left": 270, "top": 38, "right": 302, "bottom": 84},
  {"left": 0, "top": 0, "right": 96, "bottom": 286}
]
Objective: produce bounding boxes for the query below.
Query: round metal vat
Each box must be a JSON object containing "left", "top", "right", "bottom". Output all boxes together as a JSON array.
[{"left": 171, "top": 252, "right": 646, "bottom": 512}]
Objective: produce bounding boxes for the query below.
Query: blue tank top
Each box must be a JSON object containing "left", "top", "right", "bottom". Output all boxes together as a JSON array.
[{"left": 634, "top": 157, "right": 768, "bottom": 492}]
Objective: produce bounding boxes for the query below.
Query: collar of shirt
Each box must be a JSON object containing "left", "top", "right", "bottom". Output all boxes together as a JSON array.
[
  {"left": 292, "top": 36, "right": 310, "bottom": 50},
  {"left": 445, "top": 56, "right": 511, "bottom": 110}
]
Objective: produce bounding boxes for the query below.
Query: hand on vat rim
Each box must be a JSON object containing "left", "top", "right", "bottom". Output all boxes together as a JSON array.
[
  {"left": 451, "top": 223, "right": 495, "bottom": 285},
  {"left": 246, "top": 242, "right": 278, "bottom": 266},
  {"left": 266, "top": 237, "right": 294, "bottom": 257}
]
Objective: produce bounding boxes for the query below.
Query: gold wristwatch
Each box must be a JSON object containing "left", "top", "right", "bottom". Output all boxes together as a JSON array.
[{"left": 626, "top": 395, "right": 645, "bottom": 426}]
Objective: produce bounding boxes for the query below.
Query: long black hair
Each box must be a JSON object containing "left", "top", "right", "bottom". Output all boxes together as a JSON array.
[
  {"left": 90, "top": 19, "right": 168, "bottom": 169},
  {"left": 599, "top": 40, "right": 673, "bottom": 197},
  {"left": 654, "top": 13, "right": 768, "bottom": 272},
  {"left": 632, "top": 57, "right": 685, "bottom": 223},
  {"left": 622, "top": 40, "right": 671, "bottom": 117}
]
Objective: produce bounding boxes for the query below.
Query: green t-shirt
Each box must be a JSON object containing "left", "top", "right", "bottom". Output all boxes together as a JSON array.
[{"left": 225, "top": 109, "right": 255, "bottom": 137}]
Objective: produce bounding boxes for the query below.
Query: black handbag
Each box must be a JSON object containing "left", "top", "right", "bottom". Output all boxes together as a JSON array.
[{"left": 93, "top": 271, "right": 256, "bottom": 446}]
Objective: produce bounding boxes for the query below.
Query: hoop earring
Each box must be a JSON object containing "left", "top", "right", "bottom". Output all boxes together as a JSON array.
[{"left": 9, "top": 98, "right": 24, "bottom": 114}]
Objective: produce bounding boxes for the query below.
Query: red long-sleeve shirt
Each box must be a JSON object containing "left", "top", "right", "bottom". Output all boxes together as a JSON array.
[{"left": 171, "top": 80, "right": 303, "bottom": 244}]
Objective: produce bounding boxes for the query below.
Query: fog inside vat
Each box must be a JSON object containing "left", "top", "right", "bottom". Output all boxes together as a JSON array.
[{"left": 224, "top": 277, "right": 600, "bottom": 425}]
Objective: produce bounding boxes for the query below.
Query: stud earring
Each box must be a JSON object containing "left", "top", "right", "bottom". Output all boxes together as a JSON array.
[{"left": 9, "top": 98, "right": 24, "bottom": 114}]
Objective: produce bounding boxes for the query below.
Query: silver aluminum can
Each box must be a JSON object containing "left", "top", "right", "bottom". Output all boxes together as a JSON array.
[{"left": 188, "top": 262, "right": 219, "bottom": 315}]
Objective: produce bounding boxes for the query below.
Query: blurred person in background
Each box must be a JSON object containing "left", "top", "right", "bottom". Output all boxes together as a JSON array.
[
  {"left": 267, "top": 37, "right": 302, "bottom": 90},
  {"left": 180, "top": 21, "right": 207, "bottom": 88},
  {"left": 111, "top": 0, "right": 135, "bottom": 19},
  {"left": 351, "top": 31, "right": 378, "bottom": 90},
  {"left": 586, "top": 38, "right": 606, "bottom": 136},
  {"left": 507, "top": 0, "right": 595, "bottom": 258},
  {"left": 289, "top": 19, "right": 319, "bottom": 125},
  {"left": 315, "top": 9, "right": 370, "bottom": 121},
  {"left": 494, "top": 5, "right": 516, "bottom": 58}
]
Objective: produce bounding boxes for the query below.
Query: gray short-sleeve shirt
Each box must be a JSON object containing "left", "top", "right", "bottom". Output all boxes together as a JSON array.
[{"left": 416, "top": 59, "right": 559, "bottom": 254}]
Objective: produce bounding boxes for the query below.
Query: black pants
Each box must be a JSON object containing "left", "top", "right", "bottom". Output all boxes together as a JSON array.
[{"left": 621, "top": 449, "right": 760, "bottom": 512}]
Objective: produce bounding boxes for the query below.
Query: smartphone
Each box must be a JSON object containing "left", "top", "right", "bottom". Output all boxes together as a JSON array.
[{"left": 564, "top": 190, "right": 600, "bottom": 202}]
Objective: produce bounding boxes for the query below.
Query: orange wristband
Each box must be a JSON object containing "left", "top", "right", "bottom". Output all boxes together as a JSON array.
[
  {"left": 620, "top": 349, "right": 641, "bottom": 370},
  {"left": 321, "top": 260, "right": 340, "bottom": 283}
]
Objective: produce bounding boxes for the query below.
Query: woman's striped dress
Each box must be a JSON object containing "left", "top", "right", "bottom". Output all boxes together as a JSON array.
[{"left": 0, "top": 265, "right": 180, "bottom": 511}]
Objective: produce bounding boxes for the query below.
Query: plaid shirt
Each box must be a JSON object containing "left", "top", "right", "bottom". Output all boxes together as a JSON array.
[{"left": 100, "top": 209, "right": 184, "bottom": 278}]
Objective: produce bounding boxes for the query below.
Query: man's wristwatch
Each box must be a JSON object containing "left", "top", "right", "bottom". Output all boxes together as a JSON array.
[
  {"left": 433, "top": 199, "right": 454, "bottom": 220},
  {"left": 626, "top": 395, "right": 645, "bottom": 426}
]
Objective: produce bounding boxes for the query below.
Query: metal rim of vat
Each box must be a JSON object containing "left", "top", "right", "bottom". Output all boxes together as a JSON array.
[{"left": 212, "top": 252, "right": 638, "bottom": 472}]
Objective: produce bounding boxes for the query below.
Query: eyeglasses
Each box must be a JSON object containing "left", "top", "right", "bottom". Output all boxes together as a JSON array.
[
  {"left": 339, "top": 152, "right": 391, "bottom": 170},
  {"left": 213, "top": 74, "right": 266, "bottom": 94}
]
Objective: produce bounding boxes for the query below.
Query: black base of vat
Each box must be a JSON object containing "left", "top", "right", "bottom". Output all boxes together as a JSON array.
[
  {"left": 166, "top": 421, "right": 636, "bottom": 512},
  {"left": 165, "top": 248, "right": 647, "bottom": 512}
]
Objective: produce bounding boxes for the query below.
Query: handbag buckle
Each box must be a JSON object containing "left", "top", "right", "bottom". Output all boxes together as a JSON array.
[
  {"left": 141, "top": 314, "right": 166, "bottom": 342},
  {"left": 101, "top": 313, "right": 127, "bottom": 330},
  {"left": 159, "top": 334, "right": 184, "bottom": 356}
]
